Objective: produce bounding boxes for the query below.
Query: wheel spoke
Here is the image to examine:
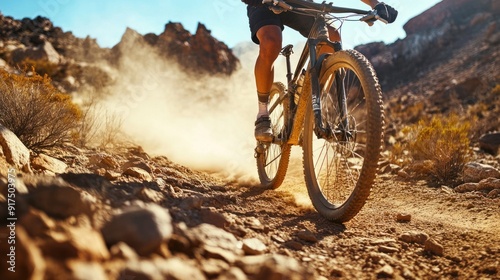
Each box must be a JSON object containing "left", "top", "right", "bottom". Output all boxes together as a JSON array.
[
  {"left": 256, "top": 83, "right": 291, "bottom": 189},
  {"left": 303, "top": 50, "right": 383, "bottom": 222}
]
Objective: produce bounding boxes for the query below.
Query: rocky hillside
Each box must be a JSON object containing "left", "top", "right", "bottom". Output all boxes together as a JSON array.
[
  {"left": 357, "top": 0, "right": 499, "bottom": 95},
  {"left": 0, "top": 13, "right": 239, "bottom": 93},
  {"left": 112, "top": 22, "right": 239, "bottom": 75},
  {"left": 0, "top": 126, "right": 321, "bottom": 280},
  {"left": 356, "top": 0, "right": 500, "bottom": 151}
]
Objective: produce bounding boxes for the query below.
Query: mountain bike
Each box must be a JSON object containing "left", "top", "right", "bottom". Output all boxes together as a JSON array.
[{"left": 254, "top": 0, "right": 385, "bottom": 222}]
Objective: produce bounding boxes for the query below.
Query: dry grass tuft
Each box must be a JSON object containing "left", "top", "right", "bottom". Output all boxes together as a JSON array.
[
  {"left": 405, "top": 114, "right": 472, "bottom": 186},
  {"left": 0, "top": 68, "right": 81, "bottom": 150}
]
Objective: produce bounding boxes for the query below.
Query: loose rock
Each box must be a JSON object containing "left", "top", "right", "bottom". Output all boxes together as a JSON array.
[
  {"left": 424, "top": 238, "right": 444, "bottom": 256},
  {"left": 187, "top": 223, "right": 240, "bottom": 253},
  {"left": 203, "top": 245, "right": 237, "bottom": 264},
  {"left": 69, "top": 261, "right": 108, "bottom": 280},
  {"left": 42, "top": 225, "right": 110, "bottom": 260},
  {"left": 242, "top": 238, "right": 267, "bottom": 255},
  {"left": 463, "top": 162, "right": 500, "bottom": 183},
  {"left": 26, "top": 177, "right": 93, "bottom": 219},
  {"left": 201, "top": 208, "right": 229, "bottom": 229},
  {"left": 479, "top": 132, "right": 500, "bottom": 155},
  {"left": 19, "top": 208, "right": 56, "bottom": 237},
  {"left": 396, "top": 213, "right": 412, "bottom": 222},
  {"left": 376, "top": 264, "right": 395, "bottom": 278},
  {"left": 0, "top": 227, "right": 45, "bottom": 280},
  {"left": 297, "top": 230, "right": 318, "bottom": 243},
  {"left": 123, "top": 167, "right": 153, "bottom": 182},
  {"left": 101, "top": 203, "right": 173, "bottom": 256},
  {"left": 31, "top": 153, "right": 67, "bottom": 174},
  {"left": 109, "top": 242, "right": 139, "bottom": 260},
  {"left": 378, "top": 245, "right": 400, "bottom": 254},
  {"left": 156, "top": 258, "right": 206, "bottom": 280},
  {"left": 400, "top": 231, "right": 429, "bottom": 245},
  {"left": 136, "top": 187, "right": 164, "bottom": 203},
  {"left": 0, "top": 124, "right": 32, "bottom": 172}
]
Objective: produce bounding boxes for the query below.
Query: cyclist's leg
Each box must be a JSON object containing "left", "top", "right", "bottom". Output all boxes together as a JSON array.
[
  {"left": 247, "top": 7, "right": 284, "bottom": 115},
  {"left": 247, "top": 6, "right": 284, "bottom": 141},
  {"left": 255, "top": 25, "right": 282, "bottom": 101},
  {"left": 253, "top": 26, "right": 282, "bottom": 141}
]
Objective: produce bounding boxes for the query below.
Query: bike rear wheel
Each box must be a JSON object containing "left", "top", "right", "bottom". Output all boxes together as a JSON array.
[
  {"left": 256, "top": 82, "right": 292, "bottom": 189},
  {"left": 302, "top": 50, "right": 384, "bottom": 222}
]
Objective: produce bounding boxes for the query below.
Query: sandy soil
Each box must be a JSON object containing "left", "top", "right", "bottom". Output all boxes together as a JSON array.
[{"left": 218, "top": 151, "right": 500, "bottom": 279}]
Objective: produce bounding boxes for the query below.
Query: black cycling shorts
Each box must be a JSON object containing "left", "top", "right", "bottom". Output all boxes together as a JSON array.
[{"left": 247, "top": 5, "right": 315, "bottom": 44}]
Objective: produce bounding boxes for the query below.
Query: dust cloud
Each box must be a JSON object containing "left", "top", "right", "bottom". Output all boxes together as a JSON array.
[
  {"left": 95, "top": 36, "right": 310, "bottom": 190},
  {"left": 98, "top": 38, "right": 265, "bottom": 184}
]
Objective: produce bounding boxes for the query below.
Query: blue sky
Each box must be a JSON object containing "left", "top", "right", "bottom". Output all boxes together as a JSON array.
[{"left": 1, "top": 0, "right": 442, "bottom": 49}]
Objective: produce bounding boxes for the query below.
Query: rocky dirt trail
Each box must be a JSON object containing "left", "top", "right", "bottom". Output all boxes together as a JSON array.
[
  {"left": 1, "top": 140, "right": 499, "bottom": 280},
  {"left": 223, "top": 154, "right": 500, "bottom": 279}
]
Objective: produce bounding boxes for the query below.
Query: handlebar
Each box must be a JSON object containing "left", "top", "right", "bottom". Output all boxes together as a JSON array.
[{"left": 262, "top": 0, "right": 387, "bottom": 25}]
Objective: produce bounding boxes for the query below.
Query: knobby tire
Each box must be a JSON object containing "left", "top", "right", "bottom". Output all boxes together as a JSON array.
[
  {"left": 256, "top": 82, "right": 292, "bottom": 189},
  {"left": 302, "top": 49, "right": 384, "bottom": 222}
]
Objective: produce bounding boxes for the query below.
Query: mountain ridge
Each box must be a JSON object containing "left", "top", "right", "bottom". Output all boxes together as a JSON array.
[
  {"left": 0, "top": 13, "right": 239, "bottom": 93},
  {"left": 355, "top": 0, "right": 499, "bottom": 95}
]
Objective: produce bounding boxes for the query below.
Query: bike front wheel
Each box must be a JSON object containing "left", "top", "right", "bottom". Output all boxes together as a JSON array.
[
  {"left": 256, "top": 82, "right": 292, "bottom": 189},
  {"left": 302, "top": 50, "right": 384, "bottom": 222}
]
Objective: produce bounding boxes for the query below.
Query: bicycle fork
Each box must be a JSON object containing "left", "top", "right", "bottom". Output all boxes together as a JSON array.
[
  {"left": 335, "top": 69, "right": 354, "bottom": 142},
  {"left": 309, "top": 36, "right": 345, "bottom": 142}
]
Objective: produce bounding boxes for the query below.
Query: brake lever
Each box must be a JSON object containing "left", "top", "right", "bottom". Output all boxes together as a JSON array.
[
  {"left": 360, "top": 10, "right": 388, "bottom": 26},
  {"left": 376, "top": 14, "right": 388, "bottom": 24},
  {"left": 360, "top": 14, "right": 376, "bottom": 26}
]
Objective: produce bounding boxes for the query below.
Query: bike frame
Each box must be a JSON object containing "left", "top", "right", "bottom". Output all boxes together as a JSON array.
[
  {"left": 272, "top": 0, "right": 371, "bottom": 146},
  {"left": 256, "top": 0, "right": 387, "bottom": 220}
]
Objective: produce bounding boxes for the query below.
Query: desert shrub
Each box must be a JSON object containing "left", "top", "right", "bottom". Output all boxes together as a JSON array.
[
  {"left": 0, "top": 69, "right": 81, "bottom": 150},
  {"left": 466, "top": 84, "right": 500, "bottom": 139},
  {"left": 96, "top": 112, "right": 124, "bottom": 148},
  {"left": 73, "top": 94, "right": 124, "bottom": 149},
  {"left": 20, "top": 58, "right": 60, "bottom": 78},
  {"left": 405, "top": 114, "right": 472, "bottom": 186},
  {"left": 79, "top": 65, "right": 113, "bottom": 91},
  {"left": 492, "top": 84, "right": 500, "bottom": 96},
  {"left": 388, "top": 141, "right": 411, "bottom": 167}
]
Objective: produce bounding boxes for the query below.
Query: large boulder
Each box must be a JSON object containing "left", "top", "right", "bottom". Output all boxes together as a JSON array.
[
  {"left": 479, "top": 132, "right": 500, "bottom": 155},
  {"left": 0, "top": 125, "right": 31, "bottom": 173},
  {"left": 101, "top": 203, "right": 174, "bottom": 256},
  {"left": 31, "top": 153, "right": 68, "bottom": 174},
  {"left": 11, "top": 40, "right": 61, "bottom": 64},
  {"left": 190, "top": 23, "right": 239, "bottom": 75},
  {"left": 122, "top": 22, "right": 240, "bottom": 75},
  {"left": 25, "top": 176, "right": 96, "bottom": 219},
  {"left": 463, "top": 162, "right": 500, "bottom": 183}
]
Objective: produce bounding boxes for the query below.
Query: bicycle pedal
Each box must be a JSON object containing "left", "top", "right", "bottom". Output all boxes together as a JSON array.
[{"left": 254, "top": 143, "right": 267, "bottom": 157}]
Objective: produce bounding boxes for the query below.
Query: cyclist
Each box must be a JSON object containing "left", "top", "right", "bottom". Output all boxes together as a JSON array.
[{"left": 241, "top": 0, "right": 398, "bottom": 142}]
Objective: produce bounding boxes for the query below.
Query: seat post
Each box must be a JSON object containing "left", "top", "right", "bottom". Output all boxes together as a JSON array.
[{"left": 281, "top": 44, "right": 294, "bottom": 85}]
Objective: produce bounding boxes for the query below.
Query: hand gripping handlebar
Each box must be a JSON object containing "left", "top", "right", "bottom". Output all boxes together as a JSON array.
[{"left": 261, "top": 0, "right": 388, "bottom": 25}]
